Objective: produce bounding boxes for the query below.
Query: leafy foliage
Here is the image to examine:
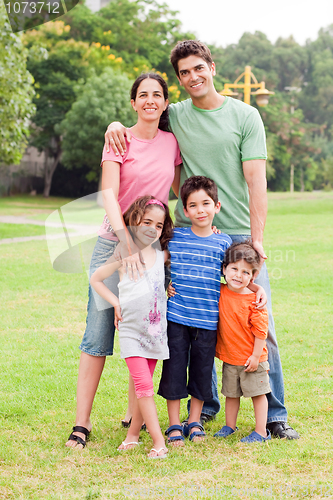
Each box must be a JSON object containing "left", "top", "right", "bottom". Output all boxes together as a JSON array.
[
  {"left": 58, "top": 68, "right": 134, "bottom": 183},
  {"left": 0, "top": 2, "right": 35, "bottom": 165}
]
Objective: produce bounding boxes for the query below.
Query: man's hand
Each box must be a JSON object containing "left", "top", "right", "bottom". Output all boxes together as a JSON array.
[
  {"left": 244, "top": 355, "right": 260, "bottom": 372},
  {"left": 252, "top": 285, "right": 267, "bottom": 310},
  {"left": 105, "top": 122, "right": 132, "bottom": 155},
  {"left": 114, "top": 305, "right": 123, "bottom": 330},
  {"left": 167, "top": 281, "right": 176, "bottom": 298},
  {"left": 252, "top": 240, "right": 267, "bottom": 278},
  {"left": 114, "top": 241, "right": 145, "bottom": 281}
]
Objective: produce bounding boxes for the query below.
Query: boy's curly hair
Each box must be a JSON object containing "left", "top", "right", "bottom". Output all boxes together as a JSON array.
[{"left": 123, "top": 195, "right": 173, "bottom": 250}]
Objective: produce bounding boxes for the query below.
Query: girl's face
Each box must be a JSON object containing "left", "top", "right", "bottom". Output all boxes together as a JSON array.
[
  {"left": 131, "top": 78, "right": 168, "bottom": 122},
  {"left": 134, "top": 206, "right": 165, "bottom": 248},
  {"left": 223, "top": 259, "right": 254, "bottom": 293}
]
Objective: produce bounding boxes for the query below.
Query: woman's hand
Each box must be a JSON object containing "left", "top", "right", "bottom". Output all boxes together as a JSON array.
[
  {"left": 167, "top": 281, "right": 176, "bottom": 298},
  {"left": 114, "top": 241, "right": 145, "bottom": 281},
  {"left": 105, "top": 122, "right": 131, "bottom": 155},
  {"left": 114, "top": 305, "right": 123, "bottom": 330},
  {"left": 212, "top": 226, "right": 221, "bottom": 234}
]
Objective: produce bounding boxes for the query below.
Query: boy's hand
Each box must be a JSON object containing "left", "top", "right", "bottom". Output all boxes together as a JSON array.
[
  {"left": 253, "top": 285, "right": 267, "bottom": 309},
  {"left": 114, "top": 305, "right": 123, "bottom": 330},
  {"left": 244, "top": 355, "right": 259, "bottom": 372},
  {"left": 167, "top": 281, "right": 176, "bottom": 298}
]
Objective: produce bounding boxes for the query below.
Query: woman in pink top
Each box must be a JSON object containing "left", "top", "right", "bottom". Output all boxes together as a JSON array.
[{"left": 66, "top": 73, "right": 182, "bottom": 449}]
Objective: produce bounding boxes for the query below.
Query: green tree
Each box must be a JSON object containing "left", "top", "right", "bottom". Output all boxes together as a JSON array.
[
  {"left": 0, "top": 2, "right": 35, "bottom": 165},
  {"left": 58, "top": 68, "right": 134, "bottom": 183},
  {"left": 24, "top": 21, "right": 122, "bottom": 196}
]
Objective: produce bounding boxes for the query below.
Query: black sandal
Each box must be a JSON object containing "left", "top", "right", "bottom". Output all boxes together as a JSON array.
[
  {"left": 67, "top": 426, "right": 90, "bottom": 448},
  {"left": 121, "top": 418, "right": 147, "bottom": 431}
]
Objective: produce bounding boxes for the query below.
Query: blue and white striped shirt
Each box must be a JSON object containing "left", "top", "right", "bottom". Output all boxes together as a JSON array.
[{"left": 167, "top": 228, "right": 232, "bottom": 330}]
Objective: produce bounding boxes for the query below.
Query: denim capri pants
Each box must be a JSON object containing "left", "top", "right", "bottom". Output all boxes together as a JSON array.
[{"left": 79, "top": 236, "right": 119, "bottom": 357}]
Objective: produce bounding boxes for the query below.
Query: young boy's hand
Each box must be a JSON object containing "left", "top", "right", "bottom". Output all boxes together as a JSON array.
[
  {"left": 253, "top": 285, "right": 267, "bottom": 309},
  {"left": 114, "top": 305, "right": 123, "bottom": 330},
  {"left": 167, "top": 281, "right": 176, "bottom": 298},
  {"left": 244, "top": 355, "right": 259, "bottom": 372}
]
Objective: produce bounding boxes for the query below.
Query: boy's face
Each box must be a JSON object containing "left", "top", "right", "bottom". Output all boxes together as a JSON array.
[
  {"left": 177, "top": 55, "right": 216, "bottom": 101},
  {"left": 223, "top": 259, "right": 254, "bottom": 293},
  {"left": 183, "top": 189, "right": 220, "bottom": 228}
]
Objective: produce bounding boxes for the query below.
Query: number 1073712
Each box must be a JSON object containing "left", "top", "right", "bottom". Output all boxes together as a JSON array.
[{"left": 5, "top": 2, "right": 60, "bottom": 14}]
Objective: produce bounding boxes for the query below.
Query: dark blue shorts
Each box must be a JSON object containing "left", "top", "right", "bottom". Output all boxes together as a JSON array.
[{"left": 158, "top": 321, "right": 217, "bottom": 401}]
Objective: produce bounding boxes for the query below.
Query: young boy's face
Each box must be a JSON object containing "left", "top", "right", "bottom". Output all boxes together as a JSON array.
[
  {"left": 183, "top": 189, "right": 220, "bottom": 228},
  {"left": 223, "top": 259, "right": 254, "bottom": 293}
]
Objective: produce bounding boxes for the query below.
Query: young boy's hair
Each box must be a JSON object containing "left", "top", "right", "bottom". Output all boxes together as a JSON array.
[
  {"left": 170, "top": 40, "right": 213, "bottom": 77},
  {"left": 223, "top": 241, "right": 261, "bottom": 276},
  {"left": 180, "top": 175, "right": 218, "bottom": 208}
]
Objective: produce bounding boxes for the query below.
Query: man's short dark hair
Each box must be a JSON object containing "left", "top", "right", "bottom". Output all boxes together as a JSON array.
[
  {"left": 180, "top": 175, "right": 218, "bottom": 208},
  {"left": 170, "top": 40, "right": 213, "bottom": 77},
  {"left": 223, "top": 241, "right": 261, "bottom": 276}
]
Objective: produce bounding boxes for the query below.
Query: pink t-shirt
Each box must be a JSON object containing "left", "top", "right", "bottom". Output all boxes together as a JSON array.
[{"left": 98, "top": 129, "right": 182, "bottom": 240}]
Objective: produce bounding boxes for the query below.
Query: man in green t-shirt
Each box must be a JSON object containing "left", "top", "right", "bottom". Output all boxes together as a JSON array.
[{"left": 105, "top": 40, "right": 299, "bottom": 440}]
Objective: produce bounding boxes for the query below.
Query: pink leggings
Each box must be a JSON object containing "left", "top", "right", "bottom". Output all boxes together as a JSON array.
[{"left": 125, "top": 357, "right": 157, "bottom": 399}]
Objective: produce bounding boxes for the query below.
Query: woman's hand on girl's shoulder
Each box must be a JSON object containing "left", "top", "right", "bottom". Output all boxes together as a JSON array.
[{"left": 114, "top": 241, "right": 145, "bottom": 281}]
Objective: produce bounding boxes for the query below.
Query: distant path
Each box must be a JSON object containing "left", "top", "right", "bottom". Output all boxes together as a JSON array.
[{"left": 0, "top": 215, "right": 99, "bottom": 245}]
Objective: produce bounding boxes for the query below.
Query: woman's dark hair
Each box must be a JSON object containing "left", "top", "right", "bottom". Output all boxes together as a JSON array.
[
  {"left": 223, "top": 241, "right": 261, "bottom": 276},
  {"left": 170, "top": 40, "right": 213, "bottom": 77},
  {"left": 130, "top": 73, "right": 169, "bottom": 131},
  {"left": 123, "top": 195, "right": 174, "bottom": 251}
]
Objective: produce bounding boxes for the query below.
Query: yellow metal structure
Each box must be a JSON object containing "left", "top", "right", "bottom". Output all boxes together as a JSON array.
[{"left": 220, "top": 66, "right": 274, "bottom": 106}]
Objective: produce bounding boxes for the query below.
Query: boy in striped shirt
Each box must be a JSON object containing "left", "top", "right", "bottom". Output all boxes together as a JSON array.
[{"left": 158, "top": 176, "right": 232, "bottom": 444}]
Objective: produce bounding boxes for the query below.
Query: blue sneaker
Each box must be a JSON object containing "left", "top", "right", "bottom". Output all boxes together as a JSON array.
[
  {"left": 214, "top": 425, "right": 238, "bottom": 438},
  {"left": 240, "top": 430, "right": 271, "bottom": 443}
]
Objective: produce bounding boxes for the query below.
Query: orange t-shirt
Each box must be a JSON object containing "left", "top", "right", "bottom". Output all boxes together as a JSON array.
[{"left": 216, "top": 284, "right": 268, "bottom": 365}]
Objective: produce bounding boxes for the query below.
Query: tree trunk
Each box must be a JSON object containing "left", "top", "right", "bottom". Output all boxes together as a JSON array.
[
  {"left": 290, "top": 164, "right": 294, "bottom": 193},
  {"left": 300, "top": 168, "right": 305, "bottom": 192},
  {"left": 43, "top": 146, "right": 61, "bottom": 198}
]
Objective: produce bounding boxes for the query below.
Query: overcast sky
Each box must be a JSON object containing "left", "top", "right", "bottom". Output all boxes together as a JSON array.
[{"left": 164, "top": 0, "right": 332, "bottom": 47}]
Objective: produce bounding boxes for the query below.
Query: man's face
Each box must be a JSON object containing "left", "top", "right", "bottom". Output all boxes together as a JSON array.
[{"left": 177, "top": 55, "right": 216, "bottom": 101}]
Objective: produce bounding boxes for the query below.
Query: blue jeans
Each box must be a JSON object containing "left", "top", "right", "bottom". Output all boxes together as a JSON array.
[
  {"left": 79, "top": 237, "right": 119, "bottom": 356},
  {"left": 196, "top": 234, "right": 288, "bottom": 423}
]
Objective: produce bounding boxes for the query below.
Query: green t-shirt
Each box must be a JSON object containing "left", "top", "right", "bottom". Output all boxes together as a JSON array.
[{"left": 169, "top": 96, "right": 267, "bottom": 234}]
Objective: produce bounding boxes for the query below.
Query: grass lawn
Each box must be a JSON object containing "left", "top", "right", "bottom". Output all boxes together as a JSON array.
[{"left": 0, "top": 192, "right": 333, "bottom": 499}]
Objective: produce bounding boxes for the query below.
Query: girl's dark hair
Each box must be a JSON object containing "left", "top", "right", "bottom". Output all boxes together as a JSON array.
[
  {"left": 123, "top": 195, "right": 174, "bottom": 250},
  {"left": 130, "top": 73, "right": 169, "bottom": 131},
  {"left": 223, "top": 240, "right": 261, "bottom": 276}
]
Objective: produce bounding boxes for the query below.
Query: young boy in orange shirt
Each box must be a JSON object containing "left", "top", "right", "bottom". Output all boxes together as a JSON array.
[{"left": 215, "top": 241, "right": 271, "bottom": 443}]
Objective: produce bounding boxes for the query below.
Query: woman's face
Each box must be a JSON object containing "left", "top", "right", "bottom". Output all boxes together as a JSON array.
[{"left": 131, "top": 78, "right": 168, "bottom": 122}]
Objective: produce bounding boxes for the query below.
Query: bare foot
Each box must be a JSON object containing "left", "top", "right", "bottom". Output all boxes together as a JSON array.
[
  {"left": 148, "top": 447, "right": 168, "bottom": 458},
  {"left": 65, "top": 423, "right": 92, "bottom": 449}
]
